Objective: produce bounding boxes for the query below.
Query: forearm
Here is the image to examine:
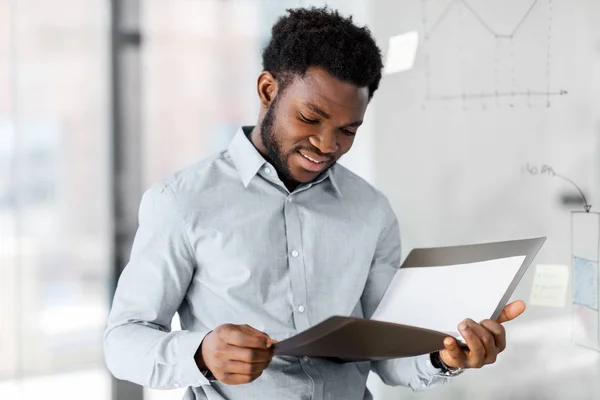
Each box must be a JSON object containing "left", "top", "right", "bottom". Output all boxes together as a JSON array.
[
  {"left": 104, "top": 321, "right": 211, "bottom": 389},
  {"left": 371, "top": 353, "right": 453, "bottom": 392}
]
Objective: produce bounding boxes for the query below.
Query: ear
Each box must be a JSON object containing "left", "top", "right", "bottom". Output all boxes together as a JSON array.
[{"left": 257, "top": 71, "right": 279, "bottom": 109}]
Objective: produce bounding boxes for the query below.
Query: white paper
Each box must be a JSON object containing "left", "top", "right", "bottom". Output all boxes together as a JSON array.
[
  {"left": 383, "top": 31, "right": 419, "bottom": 75},
  {"left": 529, "top": 264, "right": 569, "bottom": 307},
  {"left": 371, "top": 255, "right": 527, "bottom": 337}
]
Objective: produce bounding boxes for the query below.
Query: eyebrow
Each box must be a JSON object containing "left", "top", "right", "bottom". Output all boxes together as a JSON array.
[{"left": 304, "top": 102, "right": 363, "bottom": 128}]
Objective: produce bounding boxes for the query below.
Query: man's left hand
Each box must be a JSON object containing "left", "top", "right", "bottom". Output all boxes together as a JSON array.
[{"left": 439, "top": 300, "right": 526, "bottom": 370}]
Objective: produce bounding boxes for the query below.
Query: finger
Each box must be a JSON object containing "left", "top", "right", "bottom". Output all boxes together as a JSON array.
[
  {"left": 497, "top": 300, "right": 526, "bottom": 323},
  {"left": 224, "top": 359, "right": 271, "bottom": 375},
  {"left": 465, "top": 320, "right": 498, "bottom": 364},
  {"left": 243, "top": 325, "right": 278, "bottom": 349},
  {"left": 480, "top": 319, "right": 506, "bottom": 353},
  {"left": 251, "top": 332, "right": 277, "bottom": 349},
  {"left": 441, "top": 336, "right": 467, "bottom": 368},
  {"left": 459, "top": 319, "right": 486, "bottom": 368},
  {"left": 238, "top": 324, "right": 276, "bottom": 345},
  {"left": 220, "top": 371, "right": 264, "bottom": 385},
  {"left": 241, "top": 324, "right": 272, "bottom": 336},
  {"left": 254, "top": 329, "right": 278, "bottom": 348},
  {"left": 224, "top": 344, "right": 274, "bottom": 364},
  {"left": 219, "top": 325, "right": 273, "bottom": 349}
]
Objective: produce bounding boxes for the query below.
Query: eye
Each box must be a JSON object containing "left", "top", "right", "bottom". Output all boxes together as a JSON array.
[
  {"left": 298, "top": 113, "right": 319, "bottom": 124},
  {"left": 340, "top": 128, "right": 356, "bottom": 136}
]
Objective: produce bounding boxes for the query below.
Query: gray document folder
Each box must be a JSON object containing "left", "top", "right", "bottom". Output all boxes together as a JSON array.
[{"left": 273, "top": 237, "right": 546, "bottom": 362}]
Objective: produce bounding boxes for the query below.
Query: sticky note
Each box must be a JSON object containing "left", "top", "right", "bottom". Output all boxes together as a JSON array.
[
  {"left": 383, "top": 31, "right": 419, "bottom": 75},
  {"left": 529, "top": 264, "right": 569, "bottom": 307}
]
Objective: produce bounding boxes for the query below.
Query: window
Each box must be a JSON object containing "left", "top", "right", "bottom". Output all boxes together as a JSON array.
[{"left": 0, "top": 1, "right": 112, "bottom": 399}]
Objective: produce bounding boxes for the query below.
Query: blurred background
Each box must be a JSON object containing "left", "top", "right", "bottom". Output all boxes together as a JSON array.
[{"left": 1, "top": 0, "right": 599, "bottom": 399}]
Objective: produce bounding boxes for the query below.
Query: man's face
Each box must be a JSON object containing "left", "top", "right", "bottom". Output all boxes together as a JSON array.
[{"left": 259, "top": 67, "right": 369, "bottom": 185}]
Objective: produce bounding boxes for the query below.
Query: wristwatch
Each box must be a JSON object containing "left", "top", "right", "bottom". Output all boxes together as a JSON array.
[{"left": 430, "top": 351, "right": 464, "bottom": 377}]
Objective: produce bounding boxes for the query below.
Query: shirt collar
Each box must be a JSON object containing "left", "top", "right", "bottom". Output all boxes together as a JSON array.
[
  {"left": 227, "top": 125, "right": 343, "bottom": 197},
  {"left": 227, "top": 126, "right": 267, "bottom": 188},
  {"left": 326, "top": 165, "right": 343, "bottom": 198}
]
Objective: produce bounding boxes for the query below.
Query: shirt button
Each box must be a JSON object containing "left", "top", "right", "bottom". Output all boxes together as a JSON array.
[
  {"left": 291, "top": 250, "right": 299, "bottom": 258},
  {"left": 298, "top": 305, "right": 305, "bottom": 313},
  {"left": 303, "top": 356, "right": 310, "bottom": 363},
  {"left": 264, "top": 167, "right": 271, "bottom": 174},
  {"left": 286, "top": 196, "right": 292, "bottom": 202}
]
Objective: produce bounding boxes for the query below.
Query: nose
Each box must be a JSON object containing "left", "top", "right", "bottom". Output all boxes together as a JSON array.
[{"left": 308, "top": 130, "right": 339, "bottom": 154}]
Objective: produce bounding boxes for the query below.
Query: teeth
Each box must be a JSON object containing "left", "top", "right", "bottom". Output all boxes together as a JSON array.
[{"left": 301, "top": 153, "right": 324, "bottom": 163}]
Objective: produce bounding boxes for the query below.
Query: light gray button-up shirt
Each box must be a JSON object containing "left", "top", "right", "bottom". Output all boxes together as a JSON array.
[{"left": 104, "top": 127, "right": 453, "bottom": 400}]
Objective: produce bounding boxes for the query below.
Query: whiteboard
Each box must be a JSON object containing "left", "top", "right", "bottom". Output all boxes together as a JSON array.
[{"left": 369, "top": 1, "right": 600, "bottom": 399}]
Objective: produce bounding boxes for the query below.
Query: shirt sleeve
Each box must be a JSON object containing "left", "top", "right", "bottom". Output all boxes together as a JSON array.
[
  {"left": 103, "top": 184, "right": 211, "bottom": 389},
  {"left": 362, "top": 198, "right": 456, "bottom": 391}
]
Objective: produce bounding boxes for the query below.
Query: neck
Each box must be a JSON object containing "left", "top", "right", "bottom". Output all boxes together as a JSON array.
[
  {"left": 249, "top": 124, "right": 300, "bottom": 192},
  {"left": 249, "top": 125, "right": 267, "bottom": 156}
]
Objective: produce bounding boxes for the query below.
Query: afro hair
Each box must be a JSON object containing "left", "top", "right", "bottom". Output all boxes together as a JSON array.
[{"left": 262, "top": 6, "right": 383, "bottom": 100}]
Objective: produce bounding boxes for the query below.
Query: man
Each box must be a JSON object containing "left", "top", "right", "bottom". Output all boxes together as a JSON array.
[{"left": 104, "top": 7, "right": 526, "bottom": 400}]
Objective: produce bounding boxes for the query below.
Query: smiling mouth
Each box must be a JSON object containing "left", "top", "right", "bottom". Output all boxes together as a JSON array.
[{"left": 299, "top": 151, "right": 330, "bottom": 164}]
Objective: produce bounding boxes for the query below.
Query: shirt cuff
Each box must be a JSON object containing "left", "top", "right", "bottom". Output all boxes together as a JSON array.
[
  {"left": 418, "top": 353, "right": 443, "bottom": 376},
  {"left": 417, "top": 353, "right": 463, "bottom": 379},
  {"left": 177, "top": 330, "right": 212, "bottom": 387}
]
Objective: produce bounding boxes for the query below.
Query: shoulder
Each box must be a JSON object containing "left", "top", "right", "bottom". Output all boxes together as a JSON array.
[
  {"left": 332, "top": 164, "right": 395, "bottom": 219},
  {"left": 141, "top": 151, "right": 230, "bottom": 214},
  {"left": 161, "top": 152, "right": 228, "bottom": 195}
]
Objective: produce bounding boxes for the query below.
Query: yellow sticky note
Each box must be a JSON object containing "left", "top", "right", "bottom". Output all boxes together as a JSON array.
[
  {"left": 383, "top": 31, "right": 419, "bottom": 75},
  {"left": 529, "top": 264, "right": 569, "bottom": 307}
]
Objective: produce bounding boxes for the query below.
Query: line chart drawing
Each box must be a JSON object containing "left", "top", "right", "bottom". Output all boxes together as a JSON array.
[
  {"left": 421, "top": 0, "right": 567, "bottom": 108},
  {"left": 425, "top": 0, "right": 539, "bottom": 39},
  {"left": 427, "top": 89, "right": 568, "bottom": 102}
]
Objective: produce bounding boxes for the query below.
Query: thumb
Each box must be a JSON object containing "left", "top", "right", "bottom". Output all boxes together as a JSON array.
[{"left": 497, "top": 300, "right": 526, "bottom": 323}]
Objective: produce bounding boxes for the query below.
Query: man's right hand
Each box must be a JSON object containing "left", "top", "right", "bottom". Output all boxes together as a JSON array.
[{"left": 195, "top": 324, "right": 276, "bottom": 385}]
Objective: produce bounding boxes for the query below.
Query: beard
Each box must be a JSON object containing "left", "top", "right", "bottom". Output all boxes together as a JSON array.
[{"left": 259, "top": 96, "right": 297, "bottom": 183}]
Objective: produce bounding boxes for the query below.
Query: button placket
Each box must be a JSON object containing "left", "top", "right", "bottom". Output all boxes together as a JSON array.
[{"left": 283, "top": 197, "right": 310, "bottom": 331}]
